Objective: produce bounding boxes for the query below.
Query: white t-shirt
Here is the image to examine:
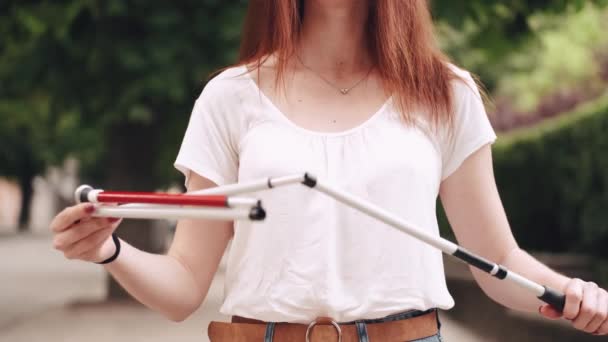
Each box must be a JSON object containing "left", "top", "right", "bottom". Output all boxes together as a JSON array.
[{"left": 174, "top": 64, "right": 497, "bottom": 323}]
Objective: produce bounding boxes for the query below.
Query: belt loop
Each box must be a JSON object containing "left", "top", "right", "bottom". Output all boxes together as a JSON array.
[
  {"left": 264, "top": 322, "right": 276, "bottom": 342},
  {"left": 435, "top": 309, "right": 442, "bottom": 330},
  {"left": 355, "top": 321, "right": 369, "bottom": 342}
]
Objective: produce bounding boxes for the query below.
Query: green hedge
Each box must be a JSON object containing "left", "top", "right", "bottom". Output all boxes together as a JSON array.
[{"left": 439, "top": 94, "right": 608, "bottom": 257}]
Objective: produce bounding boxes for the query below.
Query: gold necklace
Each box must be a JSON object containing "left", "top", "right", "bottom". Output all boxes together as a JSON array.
[{"left": 296, "top": 54, "right": 374, "bottom": 95}]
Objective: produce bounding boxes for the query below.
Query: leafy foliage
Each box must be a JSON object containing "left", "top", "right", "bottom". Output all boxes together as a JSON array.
[
  {"left": 3, "top": 0, "right": 607, "bottom": 185},
  {"left": 493, "top": 94, "right": 608, "bottom": 256},
  {"left": 0, "top": 0, "right": 247, "bottom": 184},
  {"left": 496, "top": 5, "right": 608, "bottom": 112},
  {"left": 433, "top": 0, "right": 608, "bottom": 55},
  {"left": 2, "top": 0, "right": 607, "bottom": 211},
  {"left": 435, "top": 0, "right": 608, "bottom": 90},
  {"left": 441, "top": 94, "right": 608, "bottom": 257}
]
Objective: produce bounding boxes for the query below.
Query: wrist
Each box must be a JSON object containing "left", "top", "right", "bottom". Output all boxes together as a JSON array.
[
  {"left": 95, "top": 233, "right": 121, "bottom": 264},
  {"left": 548, "top": 271, "right": 571, "bottom": 293}
]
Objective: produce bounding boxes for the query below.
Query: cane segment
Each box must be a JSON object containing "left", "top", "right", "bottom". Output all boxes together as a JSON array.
[
  {"left": 189, "top": 172, "right": 566, "bottom": 312},
  {"left": 74, "top": 185, "right": 266, "bottom": 221},
  {"left": 75, "top": 172, "right": 566, "bottom": 311}
]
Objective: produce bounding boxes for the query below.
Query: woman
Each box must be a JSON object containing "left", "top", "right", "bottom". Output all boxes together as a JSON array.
[{"left": 50, "top": 1, "right": 607, "bottom": 341}]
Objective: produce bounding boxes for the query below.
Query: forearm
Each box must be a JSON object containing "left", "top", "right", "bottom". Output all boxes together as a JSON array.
[
  {"left": 104, "top": 239, "right": 205, "bottom": 321},
  {"left": 473, "top": 246, "right": 570, "bottom": 312}
]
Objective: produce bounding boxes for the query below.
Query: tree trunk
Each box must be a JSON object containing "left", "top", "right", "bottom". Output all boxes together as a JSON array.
[
  {"left": 17, "top": 173, "right": 34, "bottom": 232},
  {"left": 105, "top": 122, "right": 167, "bottom": 300}
]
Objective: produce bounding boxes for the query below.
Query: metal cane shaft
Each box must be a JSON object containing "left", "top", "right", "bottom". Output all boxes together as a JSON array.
[{"left": 301, "top": 174, "right": 566, "bottom": 312}]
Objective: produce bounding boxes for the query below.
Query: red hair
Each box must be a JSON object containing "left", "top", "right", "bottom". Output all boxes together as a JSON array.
[{"left": 238, "top": 0, "right": 461, "bottom": 128}]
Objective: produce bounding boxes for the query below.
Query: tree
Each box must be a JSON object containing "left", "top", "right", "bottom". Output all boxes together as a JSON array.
[
  {"left": 1, "top": 0, "right": 246, "bottom": 298},
  {"left": 432, "top": 0, "right": 608, "bottom": 89},
  {"left": 0, "top": 118, "right": 44, "bottom": 231},
  {"left": 1, "top": 0, "right": 604, "bottom": 298}
]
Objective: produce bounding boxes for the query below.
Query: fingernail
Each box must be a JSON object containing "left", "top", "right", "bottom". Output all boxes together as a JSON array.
[
  {"left": 107, "top": 217, "right": 120, "bottom": 223},
  {"left": 538, "top": 306, "right": 543, "bottom": 314},
  {"left": 85, "top": 205, "right": 95, "bottom": 213}
]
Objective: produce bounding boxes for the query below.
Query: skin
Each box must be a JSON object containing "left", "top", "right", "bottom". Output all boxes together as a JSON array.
[{"left": 50, "top": 0, "right": 608, "bottom": 334}]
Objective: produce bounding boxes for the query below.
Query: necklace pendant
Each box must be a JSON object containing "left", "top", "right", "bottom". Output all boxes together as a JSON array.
[{"left": 340, "top": 88, "right": 349, "bottom": 95}]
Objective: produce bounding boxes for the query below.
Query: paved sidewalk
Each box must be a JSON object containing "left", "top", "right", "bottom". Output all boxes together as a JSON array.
[
  {"left": 0, "top": 234, "right": 483, "bottom": 341},
  {"left": 1, "top": 233, "right": 587, "bottom": 342}
]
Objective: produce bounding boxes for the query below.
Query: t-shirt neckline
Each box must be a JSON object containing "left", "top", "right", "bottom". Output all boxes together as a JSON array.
[{"left": 241, "top": 65, "right": 393, "bottom": 138}]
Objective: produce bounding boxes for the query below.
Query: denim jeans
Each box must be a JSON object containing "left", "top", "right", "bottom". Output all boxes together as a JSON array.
[{"left": 264, "top": 308, "right": 443, "bottom": 341}]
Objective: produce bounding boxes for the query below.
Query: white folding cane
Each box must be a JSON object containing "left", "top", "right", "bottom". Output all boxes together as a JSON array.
[{"left": 76, "top": 172, "right": 566, "bottom": 312}]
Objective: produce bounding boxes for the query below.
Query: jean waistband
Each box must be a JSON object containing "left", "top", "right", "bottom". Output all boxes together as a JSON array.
[
  {"left": 342, "top": 308, "right": 437, "bottom": 325},
  {"left": 227, "top": 308, "right": 440, "bottom": 342}
]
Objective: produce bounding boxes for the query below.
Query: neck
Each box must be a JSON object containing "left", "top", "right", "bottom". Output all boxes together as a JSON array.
[{"left": 298, "top": 0, "right": 372, "bottom": 74}]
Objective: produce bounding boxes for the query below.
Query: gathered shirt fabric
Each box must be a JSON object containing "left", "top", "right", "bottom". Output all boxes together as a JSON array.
[{"left": 174, "top": 64, "right": 497, "bottom": 323}]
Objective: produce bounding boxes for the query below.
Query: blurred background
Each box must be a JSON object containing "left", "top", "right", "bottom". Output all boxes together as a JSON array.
[{"left": 1, "top": 1, "right": 607, "bottom": 341}]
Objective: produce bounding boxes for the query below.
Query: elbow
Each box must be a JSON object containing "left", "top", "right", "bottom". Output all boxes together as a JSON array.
[
  {"left": 165, "top": 303, "right": 199, "bottom": 322},
  {"left": 167, "top": 313, "right": 189, "bottom": 323},
  {"left": 162, "top": 254, "right": 212, "bottom": 322},
  {"left": 471, "top": 267, "right": 521, "bottom": 310},
  {"left": 162, "top": 293, "right": 203, "bottom": 322},
  {"left": 471, "top": 269, "right": 504, "bottom": 301}
]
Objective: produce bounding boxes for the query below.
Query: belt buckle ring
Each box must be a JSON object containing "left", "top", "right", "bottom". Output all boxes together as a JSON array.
[{"left": 305, "top": 318, "right": 342, "bottom": 342}]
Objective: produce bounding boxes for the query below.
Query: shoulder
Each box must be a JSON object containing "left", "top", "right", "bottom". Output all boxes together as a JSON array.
[
  {"left": 436, "top": 64, "right": 491, "bottom": 138},
  {"left": 189, "top": 64, "right": 262, "bottom": 140},
  {"left": 446, "top": 63, "right": 482, "bottom": 102},
  {"left": 446, "top": 63, "right": 473, "bottom": 81},
  {"left": 197, "top": 65, "right": 253, "bottom": 103}
]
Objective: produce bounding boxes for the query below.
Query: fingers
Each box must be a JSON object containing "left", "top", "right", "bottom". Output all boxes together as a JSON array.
[
  {"left": 572, "top": 282, "right": 599, "bottom": 331},
  {"left": 563, "top": 278, "right": 584, "bottom": 320},
  {"left": 561, "top": 278, "right": 608, "bottom": 336},
  {"left": 50, "top": 203, "right": 96, "bottom": 233},
  {"left": 53, "top": 218, "right": 108, "bottom": 250},
  {"left": 597, "top": 318, "right": 608, "bottom": 335},
  {"left": 52, "top": 214, "right": 122, "bottom": 262},
  {"left": 64, "top": 225, "right": 114, "bottom": 259},
  {"left": 587, "top": 289, "right": 608, "bottom": 334},
  {"left": 539, "top": 304, "right": 561, "bottom": 320},
  {"left": 77, "top": 232, "right": 118, "bottom": 262}
]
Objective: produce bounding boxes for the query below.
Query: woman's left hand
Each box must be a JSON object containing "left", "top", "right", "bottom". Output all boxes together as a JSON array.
[{"left": 539, "top": 278, "right": 608, "bottom": 335}]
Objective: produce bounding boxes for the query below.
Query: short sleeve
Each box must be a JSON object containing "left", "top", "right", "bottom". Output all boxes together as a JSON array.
[
  {"left": 440, "top": 69, "right": 497, "bottom": 180},
  {"left": 174, "top": 84, "right": 240, "bottom": 188}
]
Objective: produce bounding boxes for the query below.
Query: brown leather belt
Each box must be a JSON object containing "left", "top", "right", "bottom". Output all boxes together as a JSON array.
[{"left": 208, "top": 309, "right": 438, "bottom": 341}]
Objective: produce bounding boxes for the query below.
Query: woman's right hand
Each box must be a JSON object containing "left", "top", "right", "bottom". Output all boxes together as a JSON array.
[{"left": 50, "top": 203, "right": 122, "bottom": 263}]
